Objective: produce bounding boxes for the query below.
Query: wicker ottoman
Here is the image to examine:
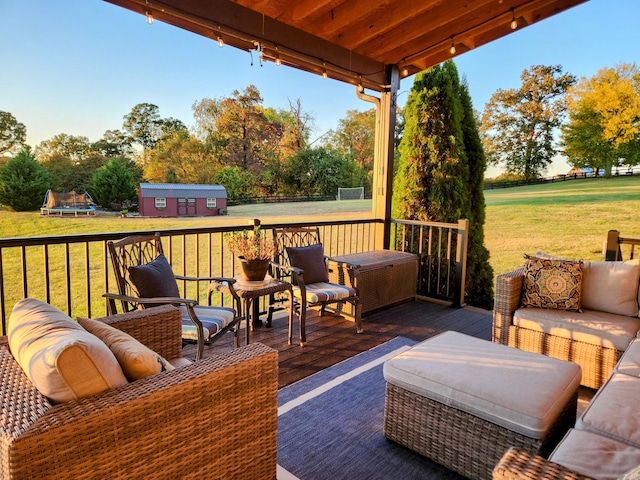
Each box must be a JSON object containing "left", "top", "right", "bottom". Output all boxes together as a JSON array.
[{"left": 383, "top": 331, "right": 581, "bottom": 480}]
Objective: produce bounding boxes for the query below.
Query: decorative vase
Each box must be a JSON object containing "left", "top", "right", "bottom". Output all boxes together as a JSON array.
[{"left": 238, "top": 257, "right": 270, "bottom": 282}]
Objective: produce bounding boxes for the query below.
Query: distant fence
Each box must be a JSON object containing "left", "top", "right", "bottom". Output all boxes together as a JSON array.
[
  {"left": 484, "top": 166, "right": 640, "bottom": 190},
  {"left": 228, "top": 192, "right": 373, "bottom": 206}
]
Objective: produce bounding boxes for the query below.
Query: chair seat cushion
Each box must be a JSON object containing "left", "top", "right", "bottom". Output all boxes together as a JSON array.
[
  {"left": 615, "top": 338, "right": 640, "bottom": 377},
  {"left": 514, "top": 307, "right": 640, "bottom": 351},
  {"left": 78, "top": 317, "right": 174, "bottom": 381},
  {"left": 293, "top": 282, "right": 356, "bottom": 303},
  {"left": 549, "top": 429, "right": 640, "bottom": 480},
  {"left": 576, "top": 372, "right": 640, "bottom": 448},
  {"left": 180, "top": 306, "right": 236, "bottom": 342},
  {"left": 8, "top": 298, "right": 128, "bottom": 403}
]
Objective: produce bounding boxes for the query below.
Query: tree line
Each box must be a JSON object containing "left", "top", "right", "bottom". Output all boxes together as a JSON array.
[{"left": 0, "top": 85, "right": 378, "bottom": 211}]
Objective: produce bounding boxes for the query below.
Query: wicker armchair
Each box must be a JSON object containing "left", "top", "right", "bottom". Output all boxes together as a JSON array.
[
  {"left": 493, "top": 448, "right": 594, "bottom": 480},
  {"left": 0, "top": 305, "right": 278, "bottom": 480},
  {"left": 492, "top": 268, "right": 624, "bottom": 389}
]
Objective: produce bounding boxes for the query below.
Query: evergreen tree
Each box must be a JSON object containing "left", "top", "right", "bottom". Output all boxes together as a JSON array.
[
  {"left": 0, "top": 147, "right": 51, "bottom": 211},
  {"left": 89, "top": 158, "right": 137, "bottom": 210},
  {"left": 393, "top": 61, "right": 493, "bottom": 308}
]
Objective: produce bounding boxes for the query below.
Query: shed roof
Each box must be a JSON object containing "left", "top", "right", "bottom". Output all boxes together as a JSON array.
[{"left": 139, "top": 183, "right": 227, "bottom": 199}]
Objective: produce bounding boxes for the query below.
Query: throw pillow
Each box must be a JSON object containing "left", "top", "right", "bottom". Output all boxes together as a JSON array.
[
  {"left": 78, "top": 317, "right": 174, "bottom": 381},
  {"left": 286, "top": 243, "right": 329, "bottom": 285},
  {"left": 581, "top": 260, "right": 640, "bottom": 317},
  {"left": 8, "top": 298, "right": 127, "bottom": 403},
  {"left": 521, "top": 254, "right": 584, "bottom": 312},
  {"left": 128, "top": 254, "right": 180, "bottom": 305}
]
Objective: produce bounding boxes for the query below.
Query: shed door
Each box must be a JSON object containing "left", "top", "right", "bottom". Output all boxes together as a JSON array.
[{"left": 177, "top": 198, "right": 196, "bottom": 216}]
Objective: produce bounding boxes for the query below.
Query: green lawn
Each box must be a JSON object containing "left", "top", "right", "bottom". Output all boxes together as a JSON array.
[{"left": 1, "top": 176, "right": 639, "bottom": 281}]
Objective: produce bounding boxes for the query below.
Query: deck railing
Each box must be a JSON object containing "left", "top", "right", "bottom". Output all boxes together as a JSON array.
[{"left": 0, "top": 217, "right": 469, "bottom": 334}]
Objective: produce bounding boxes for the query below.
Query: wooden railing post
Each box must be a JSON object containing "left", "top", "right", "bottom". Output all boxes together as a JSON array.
[
  {"left": 605, "top": 230, "right": 621, "bottom": 261},
  {"left": 453, "top": 218, "right": 469, "bottom": 308}
]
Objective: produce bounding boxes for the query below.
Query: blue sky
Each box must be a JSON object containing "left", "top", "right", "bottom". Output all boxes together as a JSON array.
[{"left": 1, "top": 0, "right": 639, "bottom": 177}]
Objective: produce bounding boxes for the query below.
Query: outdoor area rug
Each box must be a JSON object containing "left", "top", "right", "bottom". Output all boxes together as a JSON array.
[{"left": 276, "top": 336, "right": 465, "bottom": 480}]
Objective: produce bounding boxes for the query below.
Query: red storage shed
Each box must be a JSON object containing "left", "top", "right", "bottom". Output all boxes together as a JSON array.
[{"left": 138, "top": 183, "right": 227, "bottom": 217}]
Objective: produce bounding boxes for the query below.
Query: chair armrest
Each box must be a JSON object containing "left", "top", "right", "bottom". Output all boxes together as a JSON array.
[
  {"left": 325, "top": 257, "right": 362, "bottom": 292},
  {"left": 12, "top": 343, "right": 278, "bottom": 480},
  {"left": 493, "top": 448, "right": 594, "bottom": 480},
  {"left": 94, "top": 305, "right": 183, "bottom": 360},
  {"left": 492, "top": 268, "right": 525, "bottom": 344},
  {"left": 103, "top": 292, "right": 198, "bottom": 307}
]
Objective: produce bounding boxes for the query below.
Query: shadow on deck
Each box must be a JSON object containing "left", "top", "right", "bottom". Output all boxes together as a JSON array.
[{"left": 190, "top": 299, "right": 493, "bottom": 389}]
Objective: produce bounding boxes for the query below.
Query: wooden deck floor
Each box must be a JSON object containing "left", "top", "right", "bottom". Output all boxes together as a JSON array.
[{"left": 189, "top": 299, "right": 493, "bottom": 388}]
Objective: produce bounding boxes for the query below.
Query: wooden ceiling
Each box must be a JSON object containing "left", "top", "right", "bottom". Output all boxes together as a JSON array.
[{"left": 104, "top": 0, "right": 588, "bottom": 91}]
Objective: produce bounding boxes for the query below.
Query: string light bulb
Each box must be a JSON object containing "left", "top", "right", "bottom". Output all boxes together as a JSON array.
[
  {"left": 217, "top": 36, "right": 224, "bottom": 48},
  {"left": 510, "top": 9, "right": 518, "bottom": 30},
  {"left": 449, "top": 37, "right": 456, "bottom": 55},
  {"left": 322, "top": 69, "right": 328, "bottom": 79},
  {"left": 275, "top": 46, "right": 281, "bottom": 66},
  {"left": 145, "top": 11, "right": 154, "bottom": 25},
  {"left": 402, "top": 66, "right": 409, "bottom": 76}
]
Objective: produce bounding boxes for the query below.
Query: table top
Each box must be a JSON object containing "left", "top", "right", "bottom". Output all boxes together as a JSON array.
[{"left": 214, "top": 276, "right": 291, "bottom": 298}]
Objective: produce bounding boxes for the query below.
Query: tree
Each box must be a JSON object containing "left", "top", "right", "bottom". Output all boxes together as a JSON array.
[
  {"left": 35, "top": 133, "right": 91, "bottom": 164},
  {"left": 122, "top": 103, "right": 162, "bottom": 159},
  {"left": 89, "top": 159, "right": 137, "bottom": 210},
  {"left": 0, "top": 147, "right": 51, "bottom": 211},
  {"left": 330, "top": 108, "right": 376, "bottom": 170},
  {"left": 213, "top": 166, "right": 258, "bottom": 201},
  {"left": 480, "top": 65, "right": 576, "bottom": 179},
  {"left": 92, "top": 129, "right": 134, "bottom": 158},
  {"left": 393, "top": 61, "right": 493, "bottom": 309},
  {"left": 0, "top": 111, "right": 26, "bottom": 156},
  {"left": 561, "top": 63, "right": 640, "bottom": 176}
]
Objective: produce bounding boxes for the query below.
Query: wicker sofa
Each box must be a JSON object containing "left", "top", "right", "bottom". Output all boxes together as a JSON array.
[
  {"left": 0, "top": 303, "right": 278, "bottom": 480},
  {"left": 493, "top": 258, "right": 640, "bottom": 389}
]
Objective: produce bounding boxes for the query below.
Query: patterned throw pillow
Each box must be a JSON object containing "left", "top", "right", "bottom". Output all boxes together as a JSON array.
[{"left": 521, "top": 254, "right": 584, "bottom": 312}]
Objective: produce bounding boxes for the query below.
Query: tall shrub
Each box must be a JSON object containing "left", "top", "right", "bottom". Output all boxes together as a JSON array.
[{"left": 0, "top": 147, "right": 51, "bottom": 211}]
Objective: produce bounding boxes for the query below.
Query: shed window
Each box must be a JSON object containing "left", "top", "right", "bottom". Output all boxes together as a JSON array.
[
  {"left": 206, "top": 198, "right": 217, "bottom": 208},
  {"left": 155, "top": 197, "right": 166, "bottom": 209}
]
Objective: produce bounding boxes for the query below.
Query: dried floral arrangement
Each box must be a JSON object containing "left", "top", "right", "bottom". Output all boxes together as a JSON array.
[{"left": 226, "top": 225, "right": 278, "bottom": 261}]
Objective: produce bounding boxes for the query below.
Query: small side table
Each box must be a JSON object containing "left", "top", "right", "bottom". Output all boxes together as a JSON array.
[{"left": 211, "top": 276, "right": 293, "bottom": 346}]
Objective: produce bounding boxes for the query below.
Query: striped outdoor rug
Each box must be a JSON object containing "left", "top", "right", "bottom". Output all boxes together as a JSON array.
[{"left": 276, "top": 336, "right": 465, "bottom": 480}]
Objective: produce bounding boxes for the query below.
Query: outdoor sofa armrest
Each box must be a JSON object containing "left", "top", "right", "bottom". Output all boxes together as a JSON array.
[
  {"left": 492, "top": 268, "right": 525, "bottom": 344},
  {"left": 4, "top": 341, "right": 278, "bottom": 480},
  {"left": 95, "top": 304, "right": 183, "bottom": 361},
  {"left": 493, "top": 448, "right": 594, "bottom": 480}
]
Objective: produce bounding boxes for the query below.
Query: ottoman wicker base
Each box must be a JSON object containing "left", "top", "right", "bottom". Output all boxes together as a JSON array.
[
  {"left": 382, "top": 331, "right": 581, "bottom": 480},
  {"left": 384, "top": 383, "right": 578, "bottom": 480}
]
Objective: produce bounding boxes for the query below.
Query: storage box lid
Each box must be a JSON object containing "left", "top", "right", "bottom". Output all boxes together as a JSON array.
[{"left": 330, "top": 250, "right": 417, "bottom": 270}]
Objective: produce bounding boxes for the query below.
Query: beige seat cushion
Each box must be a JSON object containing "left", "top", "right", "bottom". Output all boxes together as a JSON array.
[
  {"left": 514, "top": 307, "right": 640, "bottom": 351},
  {"left": 615, "top": 338, "right": 640, "bottom": 377},
  {"left": 581, "top": 260, "right": 640, "bottom": 317},
  {"left": 78, "top": 317, "right": 174, "bottom": 381},
  {"left": 549, "top": 429, "right": 640, "bottom": 480},
  {"left": 383, "top": 331, "right": 581, "bottom": 438},
  {"left": 577, "top": 372, "right": 640, "bottom": 448},
  {"left": 8, "top": 298, "right": 127, "bottom": 403}
]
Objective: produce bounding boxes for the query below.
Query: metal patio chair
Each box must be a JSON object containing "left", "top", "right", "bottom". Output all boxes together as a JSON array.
[{"left": 104, "top": 233, "right": 241, "bottom": 360}]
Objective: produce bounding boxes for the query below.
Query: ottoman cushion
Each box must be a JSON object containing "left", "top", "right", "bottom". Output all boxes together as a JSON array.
[
  {"left": 383, "top": 331, "right": 581, "bottom": 438},
  {"left": 549, "top": 429, "right": 640, "bottom": 480}
]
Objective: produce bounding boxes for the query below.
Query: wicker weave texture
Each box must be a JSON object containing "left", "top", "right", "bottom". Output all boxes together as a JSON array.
[
  {"left": 492, "top": 269, "right": 625, "bottom": 389},
  {"left": 384, "top": 383, "right": 577, "bottom": 480},
  {"left": 328, "top": 250, "right": 418, "bottom": 315},
  {"left": 493, "top": 447, "right": 594, "bottom": 480},
  {"left": 0, "top": 306, "right": 278, "bottom": 479}
]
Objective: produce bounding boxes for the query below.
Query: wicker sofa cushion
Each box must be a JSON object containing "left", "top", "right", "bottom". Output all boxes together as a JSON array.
[
  {"left": 521, "top": 255, "right": 584, "bottom": 312},
  {"left": 548, "top": 429, "right": 640, "bottom": 480},
  {"left": 78, "top": 317, "right": 174, "bottom": 381},
  {"left": 8, "top": 298, "right": 127, "bottom": 403},
  {"left": 286, "top": 243, "right": 329, "bottom": 285},
  {"left": 582, "top": 260, "right": 640, "bottom": 317},
  {"left": 383, "top": 331, "right": 581, "bottom": 438},
  {"left": 615, "top": 338, "right": 640, "bottom": 377},
  {"left": 576, "top": 372, "right": 640, "bottom": 448},
  {"left": 513, "top": 307, "right": 640, "bottom": 351}
]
